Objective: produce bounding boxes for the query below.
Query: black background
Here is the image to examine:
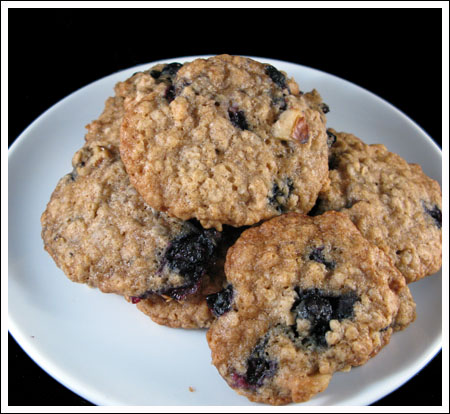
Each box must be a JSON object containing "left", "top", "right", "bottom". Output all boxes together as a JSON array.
[{"left": 8, "top": 7, "right": 442, "bottom": 406}]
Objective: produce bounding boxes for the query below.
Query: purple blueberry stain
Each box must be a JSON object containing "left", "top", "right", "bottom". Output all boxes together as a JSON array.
[{"left": 231, "top": 372, "right": 252, "bottom": 389}]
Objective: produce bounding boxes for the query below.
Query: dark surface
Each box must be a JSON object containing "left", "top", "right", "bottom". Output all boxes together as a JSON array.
[{"left": 8, "top": 8, "right": 442, "bottom": 406}]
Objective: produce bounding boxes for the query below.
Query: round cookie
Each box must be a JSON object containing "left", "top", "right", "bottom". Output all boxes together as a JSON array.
[
  {"left": 41, "top": 139, "right": 223, "bottom": 300},
  {"left": 311, "top": 130, "right": 442, "bottom": 283},
  {"left": 120, "top": 54, "right": 329, "bottom": 230},
  {"left": 206, "top": 212, "right": 416, "bottom": 405}
]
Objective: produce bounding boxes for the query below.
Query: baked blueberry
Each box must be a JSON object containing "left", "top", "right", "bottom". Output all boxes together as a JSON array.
[
  {"left": 206, "top": 284, "right": 234, "bottom": 317},
  {"left": 331, "top": 291, "right": 359, "bottom": 320},
  {"left": 164, "top": 228, "right": 221, "bottom": 285},
  {"left": 158, "top": 279, "right": 203, "bottom": 301},
  {"left": 228, "top": 107, "right": 249, "bottom": 130},
  {"left": 265, "top": 64, "right": 287, "bottom": 89},
  {"left": 150, "top": 69, "right": 161, "bottom": 79},
  {"left": 268, "top": 178, "right": 294, "bottom": 213},
  {"left": 309, "top": 246, "right": 336, "bottom": 270},
  {"left": 232, "top": 336, "right": 277, "bottom": 389},
  {"left": 292, "top": 288, "right": 359, "bottom": 348},
  {"left": 161, "top": 62, "right": 183, "bottom": 77},
  {"left": 423, "top": 203, "right": 442, "bottom": 229},
  {"left": 293, "top": 289, "right": 333, "bottom": 323}
]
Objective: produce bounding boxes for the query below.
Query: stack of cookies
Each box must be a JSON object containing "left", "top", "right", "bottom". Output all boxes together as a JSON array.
[{"left": 41, "top": 55, "right": 442, "bottom": 405}]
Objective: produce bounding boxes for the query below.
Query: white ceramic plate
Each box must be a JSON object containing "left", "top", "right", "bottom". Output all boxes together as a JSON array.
[{"left": 8, "top": 56, "right": 442, "bottom": 406}]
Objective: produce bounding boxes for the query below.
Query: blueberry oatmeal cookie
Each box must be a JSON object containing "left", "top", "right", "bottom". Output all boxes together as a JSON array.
[
  {"left": 120, "top": 55, "right": 329, "bottom": 230},
  {"left": 41, "top": 139, "right": 223, "bottom": 300},
  {"left": 311, "top": 130, "right": 442, "bottom": 283},
  {"left": 206, "top": 212, "right": 416, "bottom": 404}
]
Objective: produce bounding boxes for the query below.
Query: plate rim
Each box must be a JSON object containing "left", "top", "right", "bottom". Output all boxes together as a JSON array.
[{"left": 8, "top": 55, "right": 442, "bottom": 406}]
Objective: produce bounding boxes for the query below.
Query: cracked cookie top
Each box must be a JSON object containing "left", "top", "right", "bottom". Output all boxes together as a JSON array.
[
  {"left": 206, "top": 212, "right": 415, "bottom": 404},
  {"left": 120, "top": 55, "right": 329, "bottom": 230}
]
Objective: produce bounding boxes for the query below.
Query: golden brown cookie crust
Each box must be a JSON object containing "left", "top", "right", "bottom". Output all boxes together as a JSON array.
[
  {"left": 315, "top": 130, "right": 442, "bottom": 283},
  {"left": 120, "top": 55, "right": 329, "bottom": 230},
  {"left": 207, "top": 212, "right": 415, "bottom": 405}
]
